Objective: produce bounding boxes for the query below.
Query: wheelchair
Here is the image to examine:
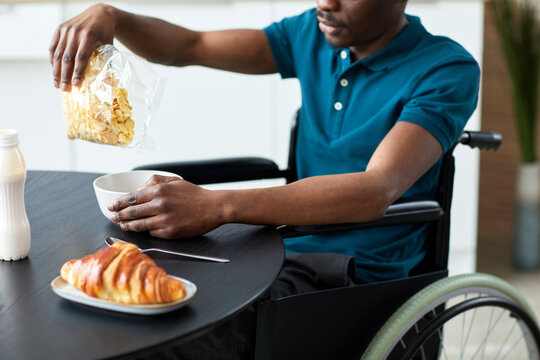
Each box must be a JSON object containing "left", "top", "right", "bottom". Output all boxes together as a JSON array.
[{"left": 135, "top": 110, "right": 540, "bottom": 359}]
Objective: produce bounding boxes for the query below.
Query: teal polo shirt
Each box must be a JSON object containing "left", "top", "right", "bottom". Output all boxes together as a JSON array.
[{"left": 263, "top": 9, "right": 480, "bottom": 282}]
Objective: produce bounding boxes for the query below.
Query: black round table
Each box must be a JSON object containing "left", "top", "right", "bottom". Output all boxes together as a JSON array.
[{"left": 0, "top": 171, "right": 284, "bottom": 360}]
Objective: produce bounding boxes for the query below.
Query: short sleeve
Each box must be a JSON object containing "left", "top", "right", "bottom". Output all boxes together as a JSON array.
[
  {"left": 263, "top": 12, "right": 313, "bottom": 79},
  {"left": 398, "top": 59, "right": 480, "bottom": 153}
]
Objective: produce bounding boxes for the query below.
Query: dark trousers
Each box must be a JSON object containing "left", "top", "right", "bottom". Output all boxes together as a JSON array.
[{"left": 144, "top": 253, "right": 356, "bottom": 360}]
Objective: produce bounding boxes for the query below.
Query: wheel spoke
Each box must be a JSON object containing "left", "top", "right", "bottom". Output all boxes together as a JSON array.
[
  {"left": 460, "top": 295, "right": 468, "bottom": 359},
  {"left": 438, "top": 326, "right": 449, "bottom": 360},
  {"left": 431, "top": 308, "right": 449, "bottom": 360},
  {"left": 400, "top": 338, "right": 406, "bottom": 351},
  {"left": 469, "top": 306, "right": 506, "bottom": 360},
  {"left": 498, "top": 320, "right": 523, "bottom": 360},
  {"left": 461, "top": 305, "right": 478, "bottom": 357},
  {"left": 482, "top": 306, "right": 496, "bottom": 360},
  {"left": 411, "top": 322, "right": 429, "bottom": 360},
  {"left": 493, "top": 314, "right": 518, "bottom": 360}
]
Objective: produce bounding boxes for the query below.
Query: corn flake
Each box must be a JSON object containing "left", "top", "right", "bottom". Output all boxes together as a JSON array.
[{"left": 62, "top": 50, "right": 134, "bottom": 145}]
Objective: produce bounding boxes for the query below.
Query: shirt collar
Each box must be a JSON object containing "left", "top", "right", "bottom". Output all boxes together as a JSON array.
[{"left": 341, "top": 15, "right": 427, "bottom": 72}]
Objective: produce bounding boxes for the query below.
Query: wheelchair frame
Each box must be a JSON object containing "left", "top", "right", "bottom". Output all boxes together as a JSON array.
[{"left": 134, "top": 110, "right": 539, "bottom": 359}]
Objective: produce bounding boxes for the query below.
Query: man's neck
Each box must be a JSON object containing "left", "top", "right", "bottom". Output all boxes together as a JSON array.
[{"left": 349, "top": 15, "right": 409, "bottom": 62}]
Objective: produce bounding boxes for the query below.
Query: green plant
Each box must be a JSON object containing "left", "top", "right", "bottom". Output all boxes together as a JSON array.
[{"left": 491, "top": 0, "right": 540, "bottom": 163}]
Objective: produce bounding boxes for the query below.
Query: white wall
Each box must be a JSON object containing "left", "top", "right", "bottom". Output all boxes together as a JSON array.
[{"left": 0, "top": 0, "right": 484, "bottom": 274}]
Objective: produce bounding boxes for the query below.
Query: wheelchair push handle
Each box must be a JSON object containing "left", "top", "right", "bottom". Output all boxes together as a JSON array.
[{"left": 458, "top": 131, "right": 502, "bottom": 151}]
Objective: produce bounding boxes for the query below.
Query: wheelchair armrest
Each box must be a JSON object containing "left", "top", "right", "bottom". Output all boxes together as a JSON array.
[
  {"left": 278, "top": 200, "right": 444, "bottom": 238},
  {"left": 134, "top": 157, "right": 291, "bottom": 185}
]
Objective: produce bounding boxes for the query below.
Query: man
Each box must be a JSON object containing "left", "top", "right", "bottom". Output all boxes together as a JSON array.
[{"left": 50, "top": 0, "right": 479, "bottom": 357}]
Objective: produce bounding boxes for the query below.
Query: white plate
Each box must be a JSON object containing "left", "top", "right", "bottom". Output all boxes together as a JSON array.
[{"left": 50, "top": 275, "right": 197, "bottom": 315}]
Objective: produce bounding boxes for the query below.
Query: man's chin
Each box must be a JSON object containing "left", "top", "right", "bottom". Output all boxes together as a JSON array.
[{"left": 323, "top": 34, "right": 350, "bottom": 49}]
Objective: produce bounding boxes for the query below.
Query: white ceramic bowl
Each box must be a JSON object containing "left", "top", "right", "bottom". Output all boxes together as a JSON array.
[{"left": 93, "top": 170, "right": 182, "bottom": 219}]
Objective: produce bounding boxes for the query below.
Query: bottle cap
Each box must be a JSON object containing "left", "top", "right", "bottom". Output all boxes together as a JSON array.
[{"left": 0, "top": 129, "right": 19, "bottom": 147}]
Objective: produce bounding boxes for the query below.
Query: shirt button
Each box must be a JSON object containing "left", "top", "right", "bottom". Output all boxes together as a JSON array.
[
  {"left": 340, "top": 50, "right": 348, "bottom": 60},
  {"left": 340, "top": 78, "right": 349, "bottom": 87},
  {"left": 334, "top": 102, "right": 343, "bottom": 111}
]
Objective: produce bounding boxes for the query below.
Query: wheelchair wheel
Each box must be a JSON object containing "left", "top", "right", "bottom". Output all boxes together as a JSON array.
[{"left": 361, "top": 273, "right": 540, "bottom": 360}]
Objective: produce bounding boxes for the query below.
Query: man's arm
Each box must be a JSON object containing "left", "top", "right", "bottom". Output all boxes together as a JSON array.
[
  {"left": 224, "top": 121, "right": 443, "bottom": 225},
  {"left": 108, "top": 121, "right": 443, "bottom": 239},
  {"left": 50, "top": 4, "right": 277, "bottom": 91}
]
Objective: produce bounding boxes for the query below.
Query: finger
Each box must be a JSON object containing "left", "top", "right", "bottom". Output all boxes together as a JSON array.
[
  {"left": 71, "top": 37, "right": 93, "bottom": 87},
  {"left": 49, "top": 28, "right": 61, "bottom": 66},
  {"left": 111, "top": 203, "right": 157, "bottom": 223},
  {"left": 119, "top": 218, "right": 156, "bottom": 233},
  {"left": 137, "top": 175, "right": 180, "bottom": 190},
  {"left": 142, "top": 175, "right": 168, "bottom": 187},
  {"left": 52, "top": 29, "right": 67, "bottom": 89},
  {"left": 60, "top": 38, "right": 79, "bottom": 91},
  {"left": 108, "top": 189, "right": 153, "bottom": 212}
]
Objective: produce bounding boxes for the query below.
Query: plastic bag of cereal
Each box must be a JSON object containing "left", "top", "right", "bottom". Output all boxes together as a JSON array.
[{"left": 61, "top": 45, "right": 164, "bottom": 149}]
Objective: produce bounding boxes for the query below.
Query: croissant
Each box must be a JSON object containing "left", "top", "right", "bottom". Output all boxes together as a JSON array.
[{"left": 60, "top": 242, "right": 185, "bottom": 304}]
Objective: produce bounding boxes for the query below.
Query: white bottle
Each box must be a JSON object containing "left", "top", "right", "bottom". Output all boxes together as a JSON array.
[{"left": 0, "top": 129, "right": 31, "bottom": 261}]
